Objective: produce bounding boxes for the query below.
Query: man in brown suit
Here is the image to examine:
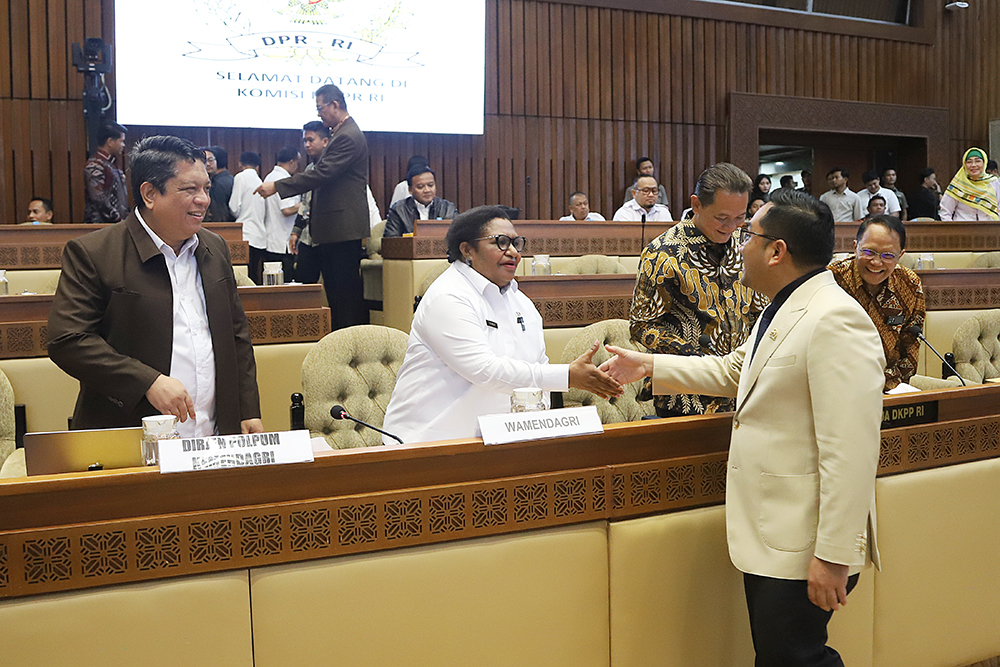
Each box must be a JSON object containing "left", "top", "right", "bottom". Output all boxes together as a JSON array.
[
  {"left": 256, "top": 83, "right": 369, "bottom": 329},
  {"left": 48, "top": 135, "right": 262, "bottom": 436}
]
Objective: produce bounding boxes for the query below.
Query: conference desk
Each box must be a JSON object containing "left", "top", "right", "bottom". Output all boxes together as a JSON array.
[
  {"left": 0, "top": 284, "right": 331, "bottom": 359},
  {"left": 1, "top": 384, "right": 999, "bottom": 667},
  {"left": 834, "top": 219, "right": 1000, "bottom": 253},
  {"left": 0, "top": 383, "right": 996, "bottom": 598},
  {"left": 0, "top": 222, "right": 249, "bottom": 267}
]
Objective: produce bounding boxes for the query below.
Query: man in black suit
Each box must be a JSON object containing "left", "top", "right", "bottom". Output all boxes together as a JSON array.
[
  {"left": 256, "top": 84, "right": 369, "bottom": 329},
  {"left": 383, "top": 164, "right": 458, "bottom": 237}
]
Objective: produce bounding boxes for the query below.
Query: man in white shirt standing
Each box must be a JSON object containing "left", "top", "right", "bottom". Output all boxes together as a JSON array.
[
  {"left": 819, "top": 167, "right": 864, "bottom": 222},
  {"left": 613, "top": 175, "right": 673, "bottom": 221},
  {"left": 229, "top": 151, "right": 266, "bottom": 284},
  {"left": 262, "top": 146, "right": 302, "bottom": 280},
  {"left": 48, "top": 135, "right": 261, "bottom": 436},
  {"left": 857, "top": 170, "right": 902, "bottom": 217},
  {"left": 559, "top": 191, "right": 606, "bottom": 221}
]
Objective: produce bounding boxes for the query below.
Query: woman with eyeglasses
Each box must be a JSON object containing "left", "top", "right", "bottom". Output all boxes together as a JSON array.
[
  {"left": 828, "top": 215, "right": 925, "bottom": 391},
  {"left": 382, "top": 205, "right": 622, "bottom": 444}
]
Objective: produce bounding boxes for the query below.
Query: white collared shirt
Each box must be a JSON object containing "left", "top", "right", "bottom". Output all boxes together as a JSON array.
[
  {"left": 135, "top": 210, "right": 217, "bottom": 438},
  {"left": 382, "top": 262, "right": 570, "bottom": 444},
  {"left": 820, "top": 188, "right": 865, "bottom": 222},
  {"left": 559, "top": 212, "right": 607, "bottom": 221},
  {"left": 857, "top": 186, "right": 901, "bottom": 215},
  {"left": 612, "top": 199, "right": 673, "bottom": 221},
  {"left": 415, "top": 199, "right": 431, "bottom": 221},
  {"left": 263, "top": 166, "right": 301, "bottom": 253},
  {"left": 229, "top": 168, "right": 266, "bottom": 249}
]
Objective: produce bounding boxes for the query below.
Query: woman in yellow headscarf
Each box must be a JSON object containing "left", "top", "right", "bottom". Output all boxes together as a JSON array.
[{"left": 940, "top": 147, "right": 1000, "bottom": 221}]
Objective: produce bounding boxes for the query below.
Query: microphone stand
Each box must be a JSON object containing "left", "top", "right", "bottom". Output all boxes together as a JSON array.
[
  {"left": 910, "top": 328, "right": 966, "bottom": 386},
  {"left": 330, "top": 405, "right": 403, "bottom": 444}
]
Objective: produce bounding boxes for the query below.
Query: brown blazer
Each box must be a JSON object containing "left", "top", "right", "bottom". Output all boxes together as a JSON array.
[
  {"left": 48, "top": 213, "right": 260, "bottom": 433},
  {"left": 274, "top": 115, "right": 370, "bottom": 245}
]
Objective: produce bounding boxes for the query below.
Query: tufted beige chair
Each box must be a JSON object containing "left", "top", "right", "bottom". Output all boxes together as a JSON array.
[
  {"left": 301, "top": 325, "right": 409, "bottom": 448},
  {"left": 418, "top": 263, "right": 450, "bottom": 297},
  {"left": 563, "top": 255, "right": 629, "bottom": 275},
  {"left": 0, "top": 368, "right": 16, "bottom": 469},
  {"left": 908, "top": 375, "right": 965, "bottom": 390},
  {"left": 559, "top": 319, "right": 655, "bottom": 423},
  {"left": 951, "top": 310, "right": 1000, "bottom": 383},
  {"left": 361, "top": 221, "right": 386, "bottom": 303},
  {"left": 971, "top": 251, "right": 1000, "bottom": 268}
]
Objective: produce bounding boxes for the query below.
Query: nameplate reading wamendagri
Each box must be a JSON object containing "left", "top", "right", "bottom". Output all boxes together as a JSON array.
[
  {"left": 158, "top": 430, "right": 314, "bottom": 474},
  {"left": 479, "top": 406, "right": 604, "bottom": 446},
  {"left": 881, "top": 400, "right": 938, "bottom": 430}
]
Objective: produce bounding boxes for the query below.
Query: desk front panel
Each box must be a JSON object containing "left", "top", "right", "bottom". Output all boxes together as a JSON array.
[{"left": 0, "top": 384, "right": 998, "bottom": 600}]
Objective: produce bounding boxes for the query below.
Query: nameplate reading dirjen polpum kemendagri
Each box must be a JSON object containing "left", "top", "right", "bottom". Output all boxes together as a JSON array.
[
  {"left": 478, "top": 406, "right": 604, "bottom": 446},
  {"left": 157, "top": 430, "right": 314, "bottom": 473}
]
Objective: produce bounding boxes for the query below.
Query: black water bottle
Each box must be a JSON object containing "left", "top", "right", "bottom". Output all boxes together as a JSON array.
[{"left": 290, "top": 393, "right": 305, "bottom": 431}]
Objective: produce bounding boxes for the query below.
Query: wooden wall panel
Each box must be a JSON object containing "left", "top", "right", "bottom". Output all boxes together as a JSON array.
[{"left": 4, "top": 0, "right": 1000, "bottom": 223}]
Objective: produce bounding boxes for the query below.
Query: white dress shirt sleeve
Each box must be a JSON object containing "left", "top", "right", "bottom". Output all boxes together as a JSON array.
[{"left": 418, "top": 290, "right": 569, "bottom": 394}]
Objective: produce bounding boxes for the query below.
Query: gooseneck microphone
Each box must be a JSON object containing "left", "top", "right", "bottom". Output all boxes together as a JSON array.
[
  {"left": 330, "top": 405, "right": 404, "bottom": 444},
  {"left": 906, "top": 325, "right": 966, "bottom": 386},
  {"left": 640, "top": 212, "right": 647, "bottom": 250}
]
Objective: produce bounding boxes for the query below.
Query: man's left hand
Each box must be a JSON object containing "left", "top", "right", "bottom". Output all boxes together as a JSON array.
[
  {"left": 241, "top": 418, "right": 264, "bottom": 434},
  {"left": 254, "top": 182, "right": 278, "bottom": 198},
  {"left": 807, "top": 557, "right": 849, "bottom": 612}
]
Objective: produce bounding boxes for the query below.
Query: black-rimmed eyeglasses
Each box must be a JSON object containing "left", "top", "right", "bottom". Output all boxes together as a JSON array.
[
  {"left": 470, "top": 234, "right": 527, "bottom": 252},
  {"left": 734, "top": 227, "right": 782, "bottom": 247}
]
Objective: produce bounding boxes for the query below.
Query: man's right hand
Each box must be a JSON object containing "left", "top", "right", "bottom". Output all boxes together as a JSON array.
[
  {"left": 146, "top": 375, "right": 196, "bottom": 423},
  {"left": 289, "top": 233, "right": 299, "bottom": 255}
]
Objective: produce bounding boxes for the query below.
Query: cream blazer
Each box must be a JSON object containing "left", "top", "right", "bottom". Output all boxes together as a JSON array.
[{"left": 652, "top": 271, "right": 885, "bottom": 580}]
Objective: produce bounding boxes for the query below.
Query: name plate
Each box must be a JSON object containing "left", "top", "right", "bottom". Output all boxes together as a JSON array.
[
  {"left": 158, "top": 430, "right": 314, "bottom": 473},
  {"left": 479, "top": 406, "right": 604, "bottom": 446},
  {"left": 881, "top": 400, "right": 938, "bottom": 429}
]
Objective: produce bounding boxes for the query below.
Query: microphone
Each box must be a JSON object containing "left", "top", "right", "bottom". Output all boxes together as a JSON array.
[
  {"left": 330, "top": 404, "right": 403, "bottom": 444},
  {"left": 640, "top": 212, "right": 647, "bottom": 250},
  {"left": 906, "top": 325, "right": 966, "bottom": 386}
]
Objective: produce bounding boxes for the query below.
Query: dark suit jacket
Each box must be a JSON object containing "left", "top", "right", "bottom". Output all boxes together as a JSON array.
[
  {"left": 383, "top": 196, "right": 459, "bottom": 237},
  {"left": 274, "top": 116, "right": 369, "bottom": 245},
  {"left": 47, "top": 213, "right": 260, "bottom": 434}
]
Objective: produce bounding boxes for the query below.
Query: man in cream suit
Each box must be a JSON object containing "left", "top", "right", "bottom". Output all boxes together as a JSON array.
[{"left": 603, "top": 188, "right": 884, "bottom": 666}]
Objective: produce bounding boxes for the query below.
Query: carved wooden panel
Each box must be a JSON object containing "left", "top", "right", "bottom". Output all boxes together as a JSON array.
[
  {"left": 531, "top": 296, "right": 632, "bottom": 328},
  {"left": 0, "top": 452, "right": 732, "bottom": 599},
  {"left": 879, "top": 416, "right": 1000, "bottom": 476}
]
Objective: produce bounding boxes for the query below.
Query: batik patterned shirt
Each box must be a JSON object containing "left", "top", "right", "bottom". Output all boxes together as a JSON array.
[
  {"left": 83, "top": 150, "right": 128, "bottom": 223},
  {"left": 829, "top": 258, "right": 925, "bottom": 391},
  {"left": 630, "top": 218, "right": 768, "bottom": 415}
]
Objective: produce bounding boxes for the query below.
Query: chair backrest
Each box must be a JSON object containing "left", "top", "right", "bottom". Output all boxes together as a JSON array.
[
  {"left": 559, "top": 319, "right": 654, "bottom": 423},
  {"left": 971, "top": 251, "right": 1000, "bottom": 268},
  {"left": 898, "top": 253, "right": 918, "bottom": 270},
  {"left": 951, "top": 310, "right": 1000, "bottom": 383},
  {"left": 418, "top": 263, "right": 450, "bottom": 297},
  {"left": 301, "top": 325, "right": 410, "bottom": 448},
  {"left": 234, "top": 270, "right": 256, "bottom": 287},
  {"left": 563, "top": 254, "right": 629, "bottom": 275},
  {"left": 0, "top": 368, "right": 16, "bottom": 468},
  {"left": 368, "top": 220, "right": 386, "bottom": 257}
]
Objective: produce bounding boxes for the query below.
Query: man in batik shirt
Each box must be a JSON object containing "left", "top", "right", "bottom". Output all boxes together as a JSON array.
[
  {"left": 630, "top": 163, "right": 768, "bottom": 417},
  {"left": 83, "top": 122, "right": 128, "bottom": 223},
  {"left": 830, "top": 215, "right": 925, "bottom": 391}
]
